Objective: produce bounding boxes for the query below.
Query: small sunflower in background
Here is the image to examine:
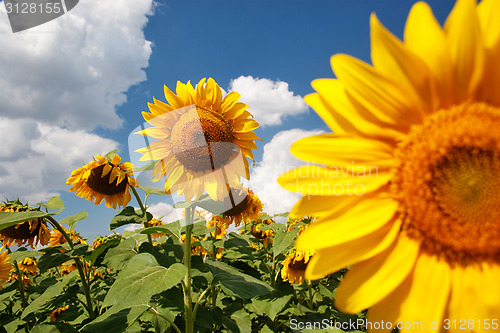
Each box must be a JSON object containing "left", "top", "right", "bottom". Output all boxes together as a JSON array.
[
  {"left": 251, "top": 219, "right": 274, "bottom": 248},
  {"left": 8, "top": 273, "right": 31, "bottom": 288},
  {"left": 0, "top": 247, "right": 12, "bottom": 288},
  {"left": 145, "top": 218, "right": 166, "bottom": 240},
  {"left": 18, "top": 257, "right": 37, "bottom": 276},
  {"left": 135, "top": 78, "right": 261, "bottom": 202},
  {"left": 0, "top": 201, "right": 51, "bottom": 248},
  {"left": 49, "top": 226, "right": 87, "bottom": 247},
  {"left": 224, "top": 188, "right": 263, "bottom": 228},
  {"left": 279, "top": 0, "right": 500, "bottom": 327},
  {"left": 67, "top": 153, "right": 138, "bottom": 209},
  {"left": 50, "top": 305, "right": 70, "bottom": 322},
  {"left": 207, "top": 216, "right": 228, "bottom": 239},
  {"left": 281, "top": 249, "right": 316, "bottom": 285}
]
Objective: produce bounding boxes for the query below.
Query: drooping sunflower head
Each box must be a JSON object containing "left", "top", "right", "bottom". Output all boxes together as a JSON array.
[
  {"left": 0, "top": 201, "right": 51, "bottom": 248},
  {"left": 92, "top": 234, "right": 121, "bottom": 250},
  {"left": 279, "top": 0, "right": 500, "bottom": 325},
  {"left": 135, "top": 78, "right": 261, "bottom": 202},
  {"left": 49, "top": 305, "right": 70, "bottom": 322},
  {"left": 18, "top": 257, "right": 38, "bottom": 276},
  {"left": 224, "top": 188, "right": 263, "bottom": 228},
  {"left": 0, "top": 247, "right": 12, "bottom": 287},
  {"left": 67, "top": 153, "right": 138, "bottom": 209},
  {"left": 281, "top": 249, "right": 316, "bottom": 285},
  {"left": 49, "top": 226, "right": 87, "bottom": 248},
  {"left": 250, "top": 219, "right": 274, "bottom": 248}
]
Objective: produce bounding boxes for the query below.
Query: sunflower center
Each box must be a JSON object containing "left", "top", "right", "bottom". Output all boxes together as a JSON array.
[
  {"left": 393, "top": 103, "right": 500, "bottom": 266},
  {"left": 0, "top": 220, "right": 41, "bottom": 239},
  {"left": 170, "top": 106, "right": 235, "bottom": 172},
  {"left": 289, "top": 258, "right": 308, "bottom": 271},
  {"left": 87, "top": 164, "right": 128, "bottom": 195}
]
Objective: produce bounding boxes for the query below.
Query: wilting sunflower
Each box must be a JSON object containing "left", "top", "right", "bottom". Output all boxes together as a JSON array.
[
  {"left": 224, "top": 188, "right": 263, "bottom": 228},
  {"left": 0, "top": 201, "right": 51, "bottom": 248},
  {"left": 18, "top": 257, "right": 37, "bottom": 276},
  {"left": 135, "top": 78, "right": 261, "bottom": 202},
  {"left": 49, "top": 226, "right": 87, "bottom": 247},
  {"left": 281, "top": 249, "right": 316, "bottom": 285},
  {"left": 250, "top": 219, "right": 274, "bottom": 248},
  {"left": 0, "top": 248, "right": 12, "bottom": 287},
  {"left": 50, "top": 305, "right": 70, "bottom": 322},
  {"left": 67, "top": 154, "right": 138, "bottom": 209},
  {"left": 279, "top": 0, "right": 500, "bottom": 328}
]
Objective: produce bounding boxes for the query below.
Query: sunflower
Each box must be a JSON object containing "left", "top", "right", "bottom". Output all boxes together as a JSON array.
[
  {"left": 8, "top": 273, "right": 31, "bottom": 287},
  {"left": 50, "top": 305, "right": 70, "bottom": 322},
  {"left": 0, "top": 201, "right": 51, "bottom": 248},
  {"left": 250, "top": 219, "right": 274, "bottom": 248},
  {"left": 144, "top": 218, "right": 166, "bottom": 240},
  {"left": 181, "top": 234, "right": 207, "bottom": 256},
  {"left": 281, "top": 249, "right": 316, "bottom": 285},
  {"left": 135, "top": 78, "right": 261, "bottom": 202},
  {"left": 207, "top": 216, "right": 228, "bottom": 239},
  {"left": 49, "top": 226, "right": 87, "bottom": 247},
  {"left": 0, "top": 247, "right": 12, "bottom": 287},
  {"left": 67, "top": 154, "right": 138, "bottom": 209},
  {"left": 18, "top": 257, "right": 37, "bottom": 276},
  {"left": 224, "top": 188, "right": 263, "bottom": 228},
  {"left": 279, "top": 0, "right": 500, "bottom": 328}
]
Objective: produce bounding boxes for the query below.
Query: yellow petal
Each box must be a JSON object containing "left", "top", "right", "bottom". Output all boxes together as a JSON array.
[
  {"left": 220, "top": 92, "right": 241, "bottom": 112},
  {"left": 176, "top": 81, "right": 195, "bottom": 106},
  {"left": 233, "top": 119, "right": 259, "bottom": 133},
  {"left": 444, "top": 0, "right": 485, "bottom": 102},
  {"left": 397, "top": 253, "right": 451, "bottom": 331},
  {"left": 233, "top": 138, "right": 257, "bottom": 150},
  {"left": 291, "top": 134, "right": 395, "bottom": 168},
  {"left": 290, "top": 194, "right": 363, "bottom": 219},
  {"left": 309, "top": 80, "right": 404, "bottom": 140},
  {"left": 164, "top": 85, "right": 185, "bottom": 110},
  {"left": 278, "top": 165, "right": 392, "bottom": 196},
  {"left": 335, "top": 233, "right": 420, "bottom": 313},
  {"left": 305, "top": 218, "right": 401, "bottom": 280},
  {"left": 371, "top": 13, "right": 434, "bottom": 113},
  {"left": 224, "top": 102, "right": 248, "bottom": 120},
  {"left": 296, "top": 196, "right": 398, "bottom": 251},
  {"left": 195, "top": 78, "right": 207, "bottom": 107},
  {"left": 108, "top": 166, "right": 119, "bottom": 184},
  {"left": 331, "top": 54, "right": 422, "bottom": 127},
  {"left": 110, "top": 154, "right": 121, "bottom": 165},
  {"left": 404, "top": 1, "right": 454, "bottom": 108},
  {"left": 101, "top": 164, "right": 112, "bottom": 177}
]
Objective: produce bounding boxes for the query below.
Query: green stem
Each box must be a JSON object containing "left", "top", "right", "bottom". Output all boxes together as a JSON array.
[
  {"left": 149, "top": 306, "right": 182, "bottom": 333},
  {"left": 307, "top": 280, "right": 314, "bottom": 310},
  {"left": 46, "top": 216, "right": 95, "bottom": 319},
  {"left": 193, "top": 284, "right": 217, "bottom": 319},
  {"left": 183, "top": 207, "right": 194, "bottom": 333},
  {"left": 130, "top": 186, "right": 153, "bottom": 244},
  {"left": 13, "top": 261, "right": 27, "bottom": 309}
]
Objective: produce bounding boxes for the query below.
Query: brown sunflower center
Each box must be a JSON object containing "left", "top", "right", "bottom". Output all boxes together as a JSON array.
[
  {"left": 289, "top": 258, "right": 308, "bottom": 271},
  {"left": 393, "top": 102, "right": 500, "bottom": 266},
  {"left": 87, "top": 164, "right": 128, "bottom": 195},
  {"left": 0, "top": 220, "right": 41, "bottom": 239},
  {"left": 170, "top": 106, "right": 236, "bottom": 172}
]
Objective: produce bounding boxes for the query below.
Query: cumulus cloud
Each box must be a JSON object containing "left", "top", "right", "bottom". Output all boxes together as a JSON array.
[
  {"left": 249, "top": 128, "right": 323, "bottom": 215},
  {"left": 0, "top": 0, "right": 153, "bottom": 130},
  {"left": 228, "top": 76, "right": 309, "bottom": 126},
  {"left": 0, "top": 119, "right": 118, "bottom": 202},
  {"left": 0, "top": 0, "right": 154, "bottom": 201},
  {"left": 147, "top": 202, "right": 182, "bottom": 223}
]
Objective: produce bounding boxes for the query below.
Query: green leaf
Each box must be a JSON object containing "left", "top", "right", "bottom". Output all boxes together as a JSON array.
[
  {"left": 8, "top": 248, "right": 42, "bottom": 263},
  {"left": 272, "top": 226, "right": 299, "bottom": 259},
  {"left": 230, "top": 309, "right": 252, "bottom": 333},
  {"left": 37, "top": 244, "right": 88, "bottom": 273},
  {"left": 85, "top": 236, "right": 121, "bottom": 264},
  {"left": 102, "top": 238, "right": 138, "bottom": 270},
  {"left": 206, "top": 259, "right": 272, "bottom": 299},
  {"left": 59, "top": 211, "right": 88, "bottom": 229},
  {"left": 247, "top": 293, "right": 292, "bottom": 321},
  {"left": 0, "top": 210, "right": 53, "bottom": 231},
  {"left": 140, "top": 220, "right": 181, "bottom": 239},
  {"left": 21, "top": 271, "right": 78, "bottom": 319},
  {"left": 31, "top": 323, "right": 79, "bottom": 333},
  {"left": 139, "top": 186, "right": 166, "bottom": 196},
  {"left": 104, "top": 149, "right": 118, "bottom": 161},
  {"left": 81, "top": 304, "right": 150, "bottom": 333},
  {"left": 103, "top": 253, "right": 186, "bottom": 307},
  {"left": 37, "top": 196, "right": 65, "bottom": 210},
  {"left": 109, "top": 206, "right": 151, "bottom": 230},
  {"left": 132, "top": 160, "right": 156, "bottom": 173}
]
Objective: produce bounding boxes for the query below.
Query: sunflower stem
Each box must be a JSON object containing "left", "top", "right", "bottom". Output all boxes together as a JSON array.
[
  {"left": 307, "top": 280, "right": 314, "bottom": 311},
  {"left": 45, "top": 216, "right": 95, "bottom": 319},
  {"left": 149, "top": 306, "right": 182, "bottom": 333},
  {"left": 182, "top": 207, "right": 194, "bottom": 333},
  {"left": 13, "top": 260, "right": 27, "bottom": 309},
  {"left": 130, "top": 186, "right": 153, "bottom": 244}
]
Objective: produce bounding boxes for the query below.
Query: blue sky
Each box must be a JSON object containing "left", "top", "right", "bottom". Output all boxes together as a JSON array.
[{"left": 0, "top": 0, "right": 455, "bottom": 241}]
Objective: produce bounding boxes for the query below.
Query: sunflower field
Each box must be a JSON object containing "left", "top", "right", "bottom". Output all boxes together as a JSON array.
[{"left": 2, "top": 0, "right": 500, "bottom": 332}]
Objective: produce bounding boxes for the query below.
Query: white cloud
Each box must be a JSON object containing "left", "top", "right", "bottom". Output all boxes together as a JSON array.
[
  {"left": 0, "top": 0, "right": 153, "bottom": 130},
  {"left": 0, "top": 0, "right": 154, "bottom": 201},
  {"left": 147, "top": 202, "right": 182, "bottom": 223},
  {"left": 228, "top": 76, "right": 309, "bottom": 126},
  {"left": 249, "top": 128, "right": 323, "bottom": 215},
  {"left": 0, "top": 119, "right": 118, "bottom": 202}
]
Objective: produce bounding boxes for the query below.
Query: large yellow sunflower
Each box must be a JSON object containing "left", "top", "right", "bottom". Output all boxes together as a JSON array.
[
  {"left": 67, "top": 154, "right": 138, "bottom": 209},
  {"left": 279, "top": 0, "right": 500, "bottom": 330},
  {"left": 0, "top": 247, "right": 12, "bottom": 288},
  {"left": 0, "top": 201, "right": 51, "bottom": 248},
  {"left": 135, "top": 78, "right": 261, "bottom": 202},
  {"left": 281, "top": 249, "right": 316, "bottom": 285}
]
